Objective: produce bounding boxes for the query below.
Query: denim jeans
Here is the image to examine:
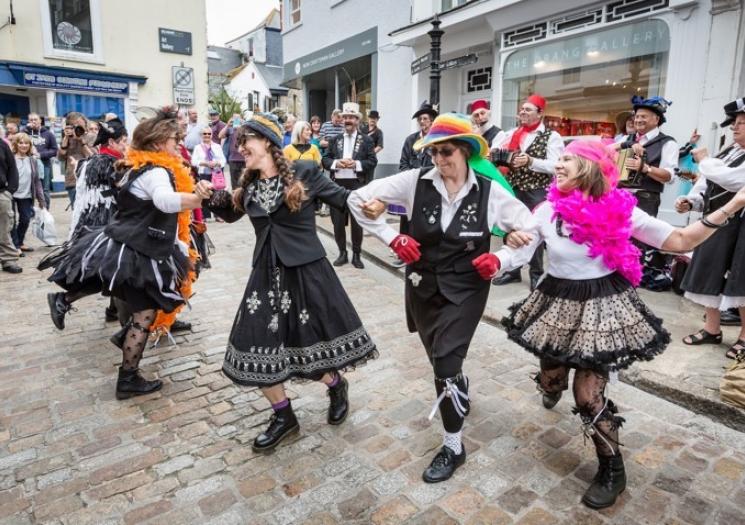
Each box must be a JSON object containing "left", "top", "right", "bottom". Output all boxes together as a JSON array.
[
  {"left": 11, "top": 198, "right": 34, "bottom": 248},
  {"left": 42, "top": 162, "right": 53, "bottom": 208}
]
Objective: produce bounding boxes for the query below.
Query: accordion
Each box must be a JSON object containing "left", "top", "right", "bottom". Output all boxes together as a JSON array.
[
  {"left": 489, "top": 148, "right": 515, "bottom": 168},
  {"left": 616, "top": 147, "right": 645, "bottom": 189}
]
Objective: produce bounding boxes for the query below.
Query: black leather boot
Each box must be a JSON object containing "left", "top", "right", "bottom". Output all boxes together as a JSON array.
[
  {"left": 542, "top": 391, "right": 562, "bottom": 409},
  {"left": 351, "top": 252, "right": 365, "bottom": 269},
  {"left": 109, "top": 322, "right": 130, "bottom": 349},
  {"left": 252, "top": 402, "right": 299, "bottom": 452},
  {"left": 422, "top": 445, "right": 466, "bottom": 483},
  {"left": 116, "top": 368, "right": 163, "bottom": 400},
  {"left": 333, "top": 251, "right": 348, "bottom": 267},
  {"left": 170, "top": 319, "right": 192, "bottom": 332},
  {"left": 582, "top": 453, "right": 626, "bottom": 509},
  {"left": 327, "top": 376, "right": 349, "bottom": 425},
  {"left": 47, "top": 292, "right": 71, "bottom": 330},
  {"left": 104, "top": 305, "right": 118, "bottom": 322}
]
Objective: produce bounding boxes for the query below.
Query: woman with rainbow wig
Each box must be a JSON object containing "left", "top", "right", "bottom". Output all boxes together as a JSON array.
[
  {"left": 349, "top": 113, "right": 536, "bottom": 483},
  {"left": 500, "top": 139, "right": 745, "bottom": 509}
]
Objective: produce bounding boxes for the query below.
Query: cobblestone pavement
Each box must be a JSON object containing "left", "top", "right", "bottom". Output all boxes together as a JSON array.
[{"left": 1, "top": 201, "right": 745, "bottom": 524}]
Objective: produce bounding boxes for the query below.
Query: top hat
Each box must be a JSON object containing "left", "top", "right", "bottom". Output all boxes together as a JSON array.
[
  {"left": 368, "top": 110, "right": 380, "bottom": 119},
  {"left": 340, "top": 102, "right": 361, "bottom": 118},
  {"left": 721, "top": 97, "right": 745, "bottom": 127}
]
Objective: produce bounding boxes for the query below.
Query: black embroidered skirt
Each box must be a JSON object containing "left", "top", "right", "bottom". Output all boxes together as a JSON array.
[
  {"left": 502, "top": 273, "right": 670, "bottom": 372},
  {"left": 43, "top": 228, "right": 190, "bottom": 313},
  {"left": 222, "top": 245, "right": 378, "bottom": 387}
]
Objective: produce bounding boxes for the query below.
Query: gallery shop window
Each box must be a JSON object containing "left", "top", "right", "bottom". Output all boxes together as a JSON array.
[{"left": 501, "top": 19, "right": 669, "bottom": 138}]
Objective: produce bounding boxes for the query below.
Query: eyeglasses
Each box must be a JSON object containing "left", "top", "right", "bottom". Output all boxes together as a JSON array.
[
  {"left": 202, "top": 133, "right": 212, "bottom": 136},
  {"left": 428, "top": 145, "right": 456, "bottom": 158}
]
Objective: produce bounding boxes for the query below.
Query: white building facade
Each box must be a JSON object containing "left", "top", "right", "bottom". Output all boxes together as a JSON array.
[{"left": 391, "top": 0, "right": 745, "bottom": 223}]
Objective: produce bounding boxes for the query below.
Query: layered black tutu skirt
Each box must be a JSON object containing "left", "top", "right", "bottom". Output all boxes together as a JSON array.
[
  {"left": 41, "top": 227, "right": 190, "bottom": 313},
  {"left": 222, "top": 245, "right": 378, "bottom": 387},
  {"left": 502, "top": 273, "right": 670, "bottom": 372}
]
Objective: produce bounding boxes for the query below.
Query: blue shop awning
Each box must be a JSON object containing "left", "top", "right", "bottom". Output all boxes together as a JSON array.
[
  {"left": 0, "top": 65, "right": 20, "bottom": 87},
  {"left": 0, "top": 61, "right": 147, "bottom": 95}
]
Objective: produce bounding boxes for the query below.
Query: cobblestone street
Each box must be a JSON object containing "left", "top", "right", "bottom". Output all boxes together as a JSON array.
[{"left": 1, "top": 201, "right": 745, "bottom": 524}]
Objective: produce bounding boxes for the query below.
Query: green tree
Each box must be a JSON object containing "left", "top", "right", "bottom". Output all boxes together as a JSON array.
[{"left": 210, "top": 88, "right": 244, "bottom": 122}]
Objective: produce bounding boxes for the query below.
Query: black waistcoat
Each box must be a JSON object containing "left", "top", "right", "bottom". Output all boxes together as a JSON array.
[
  {"left": 105, "top": 166, "right": 179, "bottom": 260},
  {"left": 482, "top": 125, "right": 501, "bottom": 146},
  {"left": 406, "top": 169, "right": 492, "bottom": 305},
  {"left": 625, "top": 131, "right": 675, "bottom": 193},
  {"left": 704, "top": 147, "right": 745, "bottom": 213}
]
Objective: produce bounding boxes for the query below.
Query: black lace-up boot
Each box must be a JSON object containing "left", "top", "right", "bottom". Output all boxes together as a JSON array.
[
  {"left": 252, "top": 402, "right": 299, "bottom": 452},
  {"left": 582, "top": 453, "right": 626, "bottom": 509},
  {"left": 115, "top": 368, "right": 163, "bottom": 400},
  {"left": 422, "top": 445, "right": 466, "bottom": 483},
  {"left": 47, "top": 292, "right": 71, "bottom": 330},
  {"left": 327, "top": 376, "right": 349, "bottom": 425}
]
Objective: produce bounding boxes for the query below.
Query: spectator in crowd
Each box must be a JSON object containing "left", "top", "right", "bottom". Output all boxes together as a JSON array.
[
  {"left": 208, "top": 109, "right": 226, "bottom": 144},
  {"left": 678, "top": 99, "right": 745, "bottom": 358},
  {"left": 322, "top": 102, "right": 378, "bottom": 269},
  {"left": 10, "top": 133, "right": 45, "bottom": 255},
  {"left": 319, "top": 109, "right": 344, "bottom": 150},
  {"left": 491, "top": 94, "right": 564, "bottom": 291},
  {"left": 191, "top": 126, "right": 226, "bottom": 220},
  {"left": 309, "top": 115, "right": 323, "bottom": 148},
  {"left": 218, "top": 113, "right": 246, "bottom": 190},
  {"left": 184, "top": 108, "right": 202, "bottom": 152},
  {"left": 5, "top": 122, "right": 18, "bottom": 142},
  {"left": 58, "top": 112, "right": 95, "bottom": 206},
  {"left": 0, "top": 136, "right": 20, "bottom": 273},
  {"left": 366, "top": 110, "right": 384, "bottom": 156},
  {"left": 24, "top": 112, "right": 58, "bottom": 207},
  {"left": 282, "top": 114, "right": 297, "bottom": 147},
  {"left": 614, "top": 111, "right": 635, "bottom": 142},
  {"left": 470, "top": 99, "right": 502, "bottom": 146},
  {"left": 283, "top": 120, "right": 322, "bottom": 165}
]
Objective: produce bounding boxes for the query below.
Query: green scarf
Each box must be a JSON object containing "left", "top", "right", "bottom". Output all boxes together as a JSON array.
[{"left": 468, "top": 156, "right": 514, "bottom": 237}]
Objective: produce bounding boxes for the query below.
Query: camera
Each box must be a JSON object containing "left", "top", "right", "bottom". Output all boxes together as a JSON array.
[
  {"left": 490, "top": 148, "right": 515, "bottom": 167},
  {"left": 74, "top": 125, "right": 86, "bottom": 137}
]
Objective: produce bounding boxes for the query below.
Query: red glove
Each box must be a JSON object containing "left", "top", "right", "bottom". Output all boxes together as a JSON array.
[
  {"left": 389, "top": 234, "right": 421, "bottom": 264},
  {"left": 472, "top": 253, "right": 501, "bottom": 280}
]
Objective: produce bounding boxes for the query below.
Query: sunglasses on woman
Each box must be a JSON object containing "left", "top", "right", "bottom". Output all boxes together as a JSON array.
[{"left": 427, "top": 145, "right": 456, "bottom": 158}]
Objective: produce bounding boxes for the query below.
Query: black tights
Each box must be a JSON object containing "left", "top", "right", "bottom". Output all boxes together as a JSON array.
[
  {"left": 431, "top": 351, "right": 470, "bottom": 433},
  {"left": 538, "top": 360, "right": 624, "bottom": 456},
  {"left": 120, "top": 309, "right": 156, "bottom": 370}
]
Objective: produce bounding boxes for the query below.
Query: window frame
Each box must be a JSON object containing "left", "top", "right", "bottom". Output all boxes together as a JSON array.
[
  {"left": 288, "top": 0, "right": 302, "bottom": 28},
  {"left": 40, "top": 0, "right": 105, "bottom": 64}
]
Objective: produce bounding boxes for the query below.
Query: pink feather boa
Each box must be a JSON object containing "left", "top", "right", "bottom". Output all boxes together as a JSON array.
[{"left": 547, "top": 182, "right": 642, "bottom": 286}]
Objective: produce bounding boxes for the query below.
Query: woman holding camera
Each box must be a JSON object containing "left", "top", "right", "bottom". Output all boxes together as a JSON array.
[{"left": 58, "top": 112, "right": 95, "bottom": 206}]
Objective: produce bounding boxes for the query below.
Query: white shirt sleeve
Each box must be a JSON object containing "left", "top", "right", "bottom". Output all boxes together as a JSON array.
[
  {"left": 347, "top": 169, "right": 420, "bottom": 245},
  {"left": 530, "top": 131, "right": 564, "bottom": 175},
  {"left": 488, "top": 182, "right": 540, "bottom": 272},
  {"left": 630, "top": 207, "right": 675, "bottom": 249},
  {"left": 686, "top": 175, "right": 708, "bottom": 211},
  {"left": 129, "top": 167, "right": 182, "bottom": 214},
  {"left": 190, "top": 145, "right": 204, "bottom": 168},
  {"left": 489, "top": 130, "right": 508, "bottom": 149},
  {"left": 659, "top": 140, "right": 680, "bottom": 184},
  {"left": 697, "top": 156, "right": 745, "bottom": 193}
]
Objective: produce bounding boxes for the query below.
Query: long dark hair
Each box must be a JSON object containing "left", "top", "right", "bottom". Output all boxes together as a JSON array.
[{"left": 232, "top": 142, "right": 307, "bottom": 213}]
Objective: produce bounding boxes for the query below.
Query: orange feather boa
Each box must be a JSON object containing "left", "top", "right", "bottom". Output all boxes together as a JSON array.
[{"left": 124, "top": 149, "right": 197, "bottom": 335}]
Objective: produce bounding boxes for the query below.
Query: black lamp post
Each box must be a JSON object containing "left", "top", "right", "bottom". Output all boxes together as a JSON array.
[{"left": 428, "top": 14, "right": 444, "bottom": 109}]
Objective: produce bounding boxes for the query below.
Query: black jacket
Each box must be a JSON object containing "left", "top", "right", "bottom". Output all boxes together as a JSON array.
[
  {"left": 0, "top": 139, "right": 19, "bottom": 194},
  {"left": 209, "top": 161, "right": 349, "bottom": 267},
  {"left": 399, "top": 131, "right": 433, "bottom": 171},
  {"left": 321, "top": 131, "right": 377, "bottom": 184}
]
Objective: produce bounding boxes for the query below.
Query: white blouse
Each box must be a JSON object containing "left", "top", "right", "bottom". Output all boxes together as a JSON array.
[
  {"left": 128, "top": 167, "right": 182, "bottom": 214},
  {"left": 499, "top": 201, "right": 675, "bottom": 280}
]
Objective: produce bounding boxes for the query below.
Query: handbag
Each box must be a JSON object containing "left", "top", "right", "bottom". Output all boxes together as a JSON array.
[
  {"left": 720, "top": 352, "right": 745, "bottom": 409},
  {"left": 203, "top": 144, "right": 226, "bottom": 190},
  {"left": 31, "top": 207, "right": 57, "bottom": 246}
]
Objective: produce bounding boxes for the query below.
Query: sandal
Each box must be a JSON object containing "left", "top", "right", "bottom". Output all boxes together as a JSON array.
[
  {"left": 683, "top": 329, "right": 723, "bottom": 346},
  {"left": 726, "top": 339, "right": 745, "bottom": 359}
]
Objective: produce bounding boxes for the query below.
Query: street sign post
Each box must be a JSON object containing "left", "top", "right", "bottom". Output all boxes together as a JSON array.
[
  {"left": 411, "top": 53, "right": 431, "bottom": 75},
  {"left": 172, "top": 66, "right": 195, "bottom": 106},
  {"left": 159, "top": 28, "right": 192, "bottom": 55},
  {"left": 435, "top": 53, "right": 478, "bottom": 71}
]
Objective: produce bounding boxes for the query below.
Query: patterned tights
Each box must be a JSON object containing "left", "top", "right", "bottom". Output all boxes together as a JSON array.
[
  {"left": 538, "top": 360, "right": 624, "bottom": 456},
  {"left": 121, "top": 309, "right": 156, "bottom": 371}
]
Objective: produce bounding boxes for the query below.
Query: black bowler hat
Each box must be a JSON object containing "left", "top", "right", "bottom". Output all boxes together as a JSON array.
[
  {"left": 412, "top": 100, "right": 438, "bottom": 120},
  {"left": 631, "top": 95, "right": 672, "bottom": 125},
  {"left": 243, "top": 112, "right": 283, "bottom": 149},
  {"left": 94, "top": 118, "right": 127, "bottom": 147},
  {"left": 368, "top": 110, "right": 380, "bottom": 119},
  {"left": 721, "top": 97, "right": 745, "bottom": 127}
]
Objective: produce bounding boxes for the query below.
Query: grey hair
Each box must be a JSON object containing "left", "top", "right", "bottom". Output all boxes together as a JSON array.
[{"left": 291, "top": 120, "right": 310, "bottom": 144}]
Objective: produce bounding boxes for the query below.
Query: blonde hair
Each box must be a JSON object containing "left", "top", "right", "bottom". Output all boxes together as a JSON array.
[
  {"left": 10, "top": 132, "right": 37, "bottom": 156},
  {"left": 290, "top": 121, "right": 310, "bottom": 145},
  {"left": 571, "top": 155, "right": 610, "bottom": 198}
]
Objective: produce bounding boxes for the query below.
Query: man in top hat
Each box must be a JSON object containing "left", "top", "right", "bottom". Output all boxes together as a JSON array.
[
  {"left": 470, "top": 99, "right": 502, "bottom": 146},
  {"left": 618, "top": 96, "right": 679, "bottom": 218},
  {"left": 491, "top": 94, "right": 563, "bottom": 290},
  {"left": 322, "top": 102, "right": 378, "bottom": 269}
]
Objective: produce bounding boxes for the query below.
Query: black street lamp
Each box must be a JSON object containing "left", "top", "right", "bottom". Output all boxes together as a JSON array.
[{"left": 428, "top": 14, "right": 444, "bottom": 109}]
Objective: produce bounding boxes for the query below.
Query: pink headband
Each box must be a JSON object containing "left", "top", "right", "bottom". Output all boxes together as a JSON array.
[{"left": 565, "top": 140, "right": 620, "bottom": 188}]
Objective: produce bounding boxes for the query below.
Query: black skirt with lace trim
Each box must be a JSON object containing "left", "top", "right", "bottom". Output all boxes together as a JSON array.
[
  {"left": 222, "top": 242, "right": 378, "bottom": 387},
  {"left": 502, "top": 273, "right": 670, "bottom": 372}
]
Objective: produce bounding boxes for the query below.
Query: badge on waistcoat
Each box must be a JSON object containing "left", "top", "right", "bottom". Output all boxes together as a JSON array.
[
  {"left": 459, "top": 203, "right": 478, "bottom": 229},
  {"left": 422, "top": 204, "right": 440, "bottom": 225}
]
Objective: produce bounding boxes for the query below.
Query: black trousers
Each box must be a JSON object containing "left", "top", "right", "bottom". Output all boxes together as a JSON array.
[
  {"left": 634, "top": 191, "right": 661, "bottom": 217},
  {"left": 505, "top": 188, "right": 546, "bottom": 280},
  {"left": 330, "top": 178, "right": 363, "bottom": 254}
]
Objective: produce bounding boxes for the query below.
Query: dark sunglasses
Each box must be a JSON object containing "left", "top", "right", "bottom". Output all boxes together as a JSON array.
[
  {"left": 427, "top": 145, "right": 456, "bottom": 158},
  {"left": 201, "top": 133, "right": 212, "bottom": 136}
]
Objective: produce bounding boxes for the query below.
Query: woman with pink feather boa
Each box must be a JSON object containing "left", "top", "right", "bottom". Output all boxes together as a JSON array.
[{"left": 499, "top": 140, "right": 745, "bottom": 510}]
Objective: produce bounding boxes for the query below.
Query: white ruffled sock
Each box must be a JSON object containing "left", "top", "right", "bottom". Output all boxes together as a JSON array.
[{"left": 443, "top": 430, "right": 463, "bottom": 455}]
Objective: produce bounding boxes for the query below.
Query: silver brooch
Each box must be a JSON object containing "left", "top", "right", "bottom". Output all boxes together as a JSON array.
[
  {"left": 408, "top": 272, "right": 422, "bottom": 287},
  {"left": 460, "top": 203, "right": 478, "bottom": 229}
]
